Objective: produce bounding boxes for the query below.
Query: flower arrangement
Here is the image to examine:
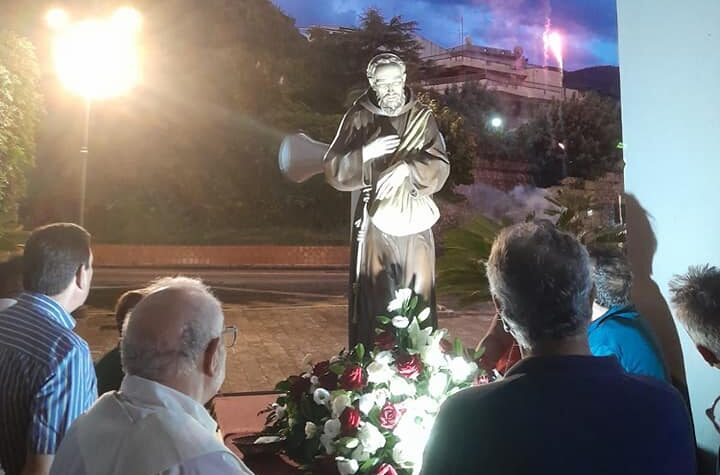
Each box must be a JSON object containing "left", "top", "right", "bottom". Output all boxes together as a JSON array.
[{"left": 263, "top": 289, "right": 484, "bottom": 475}]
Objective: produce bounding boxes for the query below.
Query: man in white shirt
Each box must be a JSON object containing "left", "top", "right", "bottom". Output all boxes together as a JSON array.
[{"left": 50, "top": 277, "right": 254, "bottom": 475}]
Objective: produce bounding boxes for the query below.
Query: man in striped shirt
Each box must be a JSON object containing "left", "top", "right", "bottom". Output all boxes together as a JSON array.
[{"left": 0, "top": 223, "right": 97, "bottom": 475}]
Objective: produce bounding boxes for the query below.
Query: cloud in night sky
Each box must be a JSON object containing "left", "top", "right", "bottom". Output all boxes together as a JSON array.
[{"left": 272, "top": 0, "right": 618, "bottom": 71}]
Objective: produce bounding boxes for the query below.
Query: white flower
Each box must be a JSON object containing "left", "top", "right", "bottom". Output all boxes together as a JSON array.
[
  {"left": 313, "top": 388, "right": 331, "bottom": 406},
  {"left": 344, "top": 437, "right": 360, "bottom": 449},
  {"left": 358, "top": 422, "right": 386, "bottom": 453},
  {"left": 372, "top": 388, "right": 390, "bottom": 407},
  {"left": 336, "top": 456, "right": 359, "bottom": 475},
  {"left": 324, "top": 418, "right": 342, "bottom": 438},
  {"left": 310, "top": 375, "right": 319, "bottom": 385},
  {"left": 330, "top": 355, "right": 341, "bottom": 364},
  {"left": 366, "top": 361, "right": 394, "bottom": 384},
  {"left": 417, "top": 307, "right": 431, "bottom": 322},
  {"left": 305, "top": 421, "right": 318, "bottom": 439},
  {"left": 331, "top": 393, "right": 352, "bottom": 418},
  {"left": 358, "top": 393, "right": 375, "bottom": 415},
  {"left": 392, "top": 316, "right": 410, "bottom": 329},
  {"left": 428, "top": 372, "right": 448, "bottom": 399},
  {"left": 392, "top": 441, "right": 416, "bottom": 468},
  {"left": 407, "top": 319, "right": 432, "bottom": 349},
  {"left": 387, "top": 288, "right": 413, "bottom": 312},
  {"left": 448, "top": 356, "right": 479, "bottom": 383},
  {"left": 419, "top": 344, "right": 446, "bottom": 368},
  {"left": 389, "top": 376, "right": 416, "bottom": 397},
  {"left": 320, "top": 433, "right": 335, "bottom": 454},
  {"left": 351, "top": 445, "right": 371, "bottom": 462},
  {"left": 374, "top": 350, "right": 395, "bottom": 365}
]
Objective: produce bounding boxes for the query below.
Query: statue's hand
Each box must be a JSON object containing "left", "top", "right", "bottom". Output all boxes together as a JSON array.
[
  {"left": 362, "top": 135, "right": 400, "bottom": 163},
  {"left": 375, "top": 162, "right": 410, "bottom": 200}
]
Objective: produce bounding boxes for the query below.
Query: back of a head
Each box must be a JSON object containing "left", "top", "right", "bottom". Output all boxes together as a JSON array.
[
  {"left": 588, "top": 246, "right": 632, "bottom": 308},
  {"left": 114, "top": 289, "right": 146, "bottom": 335},
  {"left": 23, "top": 223, "right": 91, "bottom": 295},
  {"left": 0, "top": 255, "right": 24, "bottom": 297},
  {"left": 670, "top": 265, "right": 720, "bottom": 357},
  {"left": 486, "top": 220, "right": 593, "bottom": 348},
  {"left": 121, "top": 277, "right": 223, "bottom": 383}
]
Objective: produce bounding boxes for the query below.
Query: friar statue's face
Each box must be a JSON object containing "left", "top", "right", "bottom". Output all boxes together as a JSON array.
[{"left": 370, "top": 62, "right": 406, "bottom": 116}]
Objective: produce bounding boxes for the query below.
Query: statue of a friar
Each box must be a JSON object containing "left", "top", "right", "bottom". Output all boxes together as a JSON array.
[{"left": 323, "top": 53, "right": 450, "bottom": 349}]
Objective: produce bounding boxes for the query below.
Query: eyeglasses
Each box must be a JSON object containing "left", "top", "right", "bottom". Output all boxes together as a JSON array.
[
  {"left": 221, "top": 325, "right": 238, "bottom": 349},
  {"left": 706, "top": 394, "right": 720, "bottom": 435}
]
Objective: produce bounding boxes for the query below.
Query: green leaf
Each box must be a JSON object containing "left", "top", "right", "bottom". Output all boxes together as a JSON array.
[
  {"left": 376, "top": 315, "right": 391, "bottom": 325},
  {"left": 454, "top": 337, "right": 463, "bottom": 357},
  {"left": 360, "top": 457, "right": 380, "bottom": 472},
  {"left": 353, "top": 343, "right": 365, "bottom": 362}
]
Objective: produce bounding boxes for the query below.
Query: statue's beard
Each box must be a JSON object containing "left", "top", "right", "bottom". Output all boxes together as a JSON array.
[{"left": 378, "top": 91, "right": 405, "bottom": 116}]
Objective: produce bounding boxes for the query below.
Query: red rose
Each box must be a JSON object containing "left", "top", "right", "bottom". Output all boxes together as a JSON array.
[
  {"left": 339, "top": 406, "right": 360, "bottom": 436},
  {"left": 439, "top": 338, "right": 453, "bottom": 354},
  {"left": 395, "top": 353, "right": 423, "bottom": 379},
  {"left": 288, "top": 375, "right": 311, "bottom": 402},
  {"left": 378, "top": 402, "right": 400, "bottom": 430},
  {"left": 375, "top": 463, "right": 399, "bottom": 475},
  {"left": 318, "top": 371, "right": 338, "bottom": 390},
  {"left": 313, "top": 360, "right": 331, "bottom": 376},
  {"left": 339, "top": 365, "right": 365, "bottom": 390},
  {"left": 374, "top": 330, "right": 396, "bottom": 351}
]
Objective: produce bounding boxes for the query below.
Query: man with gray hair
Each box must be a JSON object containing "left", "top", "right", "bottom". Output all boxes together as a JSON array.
[
  {"left": 670, "top": 265, "right": 720, "bottom": 473},
  {"left": 50, "top": 277, "right": 253, "bottom": 475},
  {"left": 422, "top": 221, "right": 696, "bottom": 475}
]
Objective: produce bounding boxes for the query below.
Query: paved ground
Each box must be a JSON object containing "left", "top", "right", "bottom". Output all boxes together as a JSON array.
[{"left": 77, "top": 268, "right": 494, "bottom": 392}]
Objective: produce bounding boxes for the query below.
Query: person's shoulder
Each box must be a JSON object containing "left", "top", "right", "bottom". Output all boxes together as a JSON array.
[
  {"left": 618, "top": 372, "right": 686, "bottom": 409},
  {"left": 441, "top": 379, "right": 514, "bottom": 417}
]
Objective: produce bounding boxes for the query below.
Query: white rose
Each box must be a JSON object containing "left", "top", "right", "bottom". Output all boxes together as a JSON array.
[
  {"left": 358, "top": 393, "right": 375, "bottom": 415},
  {"left": 305, "top": 421, "right": 317, "bottom": 439},
  {"left": 358, "top": 422, "right": 386, "bottom": 453},
  {"left": 448, "top": 356, "right": 479, "bottom": 383},
  {"left": 389, "top": 376, "right": 416, "bottom": 397},
  {"left": 387, "top": 288, "right": 413, "bottom": 312},
  {"left": 351, "top": 445, "right": 371, "bottom": 462},
  {"left": 417, "top": 307, "right": 431, "bottom": 322},
  {"left": 374, "top": 350, "right": 395, "bottom": 365},
  {"left": 331, "top": 393, "right": 352, "bottom": 418},
  {"left": 420, "top": 344, "right": 446, "bottom": 368},
  {"left": 320, "top": 433, "right": 335, "bottom": 454},
  {"left": 324, "top": 418, "right": 342, "bottom": 438},
  {"left": 366, "top": 361, "right": 394, "bottom": 384},
  {"left": 428, "top": 372, "right": 448, "bottom": 399},
  {"left": 372, "top": 388, "right": 390, "bottom": 407},
  {"left": 314, "top": 388, "right": 331, "bottom": 406},
  {"left": 392, "top": 316, "right": 410, "bottom": 329},
  {"left": 392, "top": 441, "right": 416, "bottom": 468},
  {"left": 310, "top": 375, "right": 319, "bottom": 385},
  {"left": 336, "top": 457, "right": 359, "bottom": 475}
]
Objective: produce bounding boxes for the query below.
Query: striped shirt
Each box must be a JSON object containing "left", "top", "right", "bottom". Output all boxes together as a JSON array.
[{"left": 0, "top": 293, "right": 97, "bottom": 475}]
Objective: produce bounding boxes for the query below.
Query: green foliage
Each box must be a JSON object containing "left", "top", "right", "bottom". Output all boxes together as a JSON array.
[
  {"left": 0, "top": 30, "right": 41, "bottom": 247},
  {"left": 515, "top": 93, "right": 623, "bottom": 186},
  {"left": 438, "top": 190, "right": 625, "bottom": 305},
  {"left": 417, "top": 92, "right": 477, "bottom": 192}
]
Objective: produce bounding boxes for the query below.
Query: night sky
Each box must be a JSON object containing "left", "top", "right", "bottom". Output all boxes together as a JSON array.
[{"left": 271, "top": 0, "right": 618, "bottom": 71}]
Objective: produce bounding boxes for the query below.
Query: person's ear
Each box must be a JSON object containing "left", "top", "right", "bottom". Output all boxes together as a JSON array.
[
  {"left": 696, "top": 344, "right": 720, "bottom": 367},
  {"left": 203, "top": 337, "right": 222, "bottom": 377},
  {"left": 75, "top": 265, "right": 87, "bottom": 290}
]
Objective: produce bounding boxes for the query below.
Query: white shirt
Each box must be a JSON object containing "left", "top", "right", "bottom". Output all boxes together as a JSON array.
[{"left": 50, "top": 375, "right": 254, "bottom": 475}]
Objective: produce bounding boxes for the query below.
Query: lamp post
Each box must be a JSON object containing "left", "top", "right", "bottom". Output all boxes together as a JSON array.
[{"left": 47, "top": 7, "right": 141, "bottom": 226}]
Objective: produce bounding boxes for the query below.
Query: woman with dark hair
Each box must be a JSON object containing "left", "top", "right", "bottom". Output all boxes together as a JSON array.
[{"left": 94, "top": 289, "right": 145, "bottom": 394}]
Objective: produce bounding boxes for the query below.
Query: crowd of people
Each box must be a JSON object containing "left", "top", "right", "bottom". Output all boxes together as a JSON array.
[{"left": 0, "top": 221, "right": 718, "bottom": 474}]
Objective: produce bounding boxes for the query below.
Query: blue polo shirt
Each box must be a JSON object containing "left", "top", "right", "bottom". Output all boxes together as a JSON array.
[{"left": 588, "top": 304, "right": 667, "bottom": 381}]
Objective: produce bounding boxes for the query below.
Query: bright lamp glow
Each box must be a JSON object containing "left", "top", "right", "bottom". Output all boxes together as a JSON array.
[
  {"left": 46, "top": 8, "right": 69, "bottom": 30},
  {"left": 51, "top": 8, "right": 141, "bottom": 100},
  {"left": 490, "top": 117, "right": 503, "bottom": 128}
]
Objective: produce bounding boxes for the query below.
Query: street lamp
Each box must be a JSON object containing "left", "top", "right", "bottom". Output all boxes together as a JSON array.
[
  {"left": 48, "top": 7, "right": 141, "bottom": 226},
  {"left": 490, "top": 116, "right": 503, "bottom": 129}
]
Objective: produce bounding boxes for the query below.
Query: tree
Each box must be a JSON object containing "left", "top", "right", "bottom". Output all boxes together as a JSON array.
[
  {"left": 0, "top": 30, "right": 41, "bottom": 249},
  {"left": 515, "top": 92, "right": 623, "bottom": 186}
]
